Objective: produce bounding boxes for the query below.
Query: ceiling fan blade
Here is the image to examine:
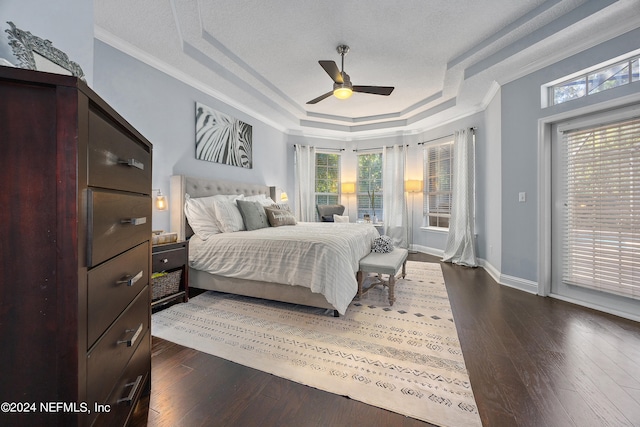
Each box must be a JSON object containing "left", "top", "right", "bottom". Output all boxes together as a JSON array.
[
  {"left": 306, "top": 91, "right": 334, "bottom": 104},
  {"left": 319, "top": 60, "right": 343, "bottom": 84},
  {"left": 353, "top": 86, "right": 394, "bottom": 96}
]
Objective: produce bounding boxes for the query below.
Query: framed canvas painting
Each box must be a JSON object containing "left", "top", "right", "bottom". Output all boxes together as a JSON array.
[{"left": 195, "top": 102, "right": 253, "bottom": 169}]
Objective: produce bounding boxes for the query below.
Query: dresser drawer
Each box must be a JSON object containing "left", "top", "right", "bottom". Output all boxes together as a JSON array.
[
  {"left": 88, "top": 109, "right": 151, "bottom": 194},
  {"left": 88, "top": 242, "right": 150, "bottom": 348},
  {"left": 87, "top": 287, "right": 149, "bottom": 408},
  {"left": 88, "top": 189, "right": 151, "bottom": 267},
  {"left": 90, "top": 329, "right": 150, "bottom": 427}
]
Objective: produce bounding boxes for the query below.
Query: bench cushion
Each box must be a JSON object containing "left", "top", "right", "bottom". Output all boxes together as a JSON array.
[{"left": 359, "top": 248, "right": 408, "bottom": 275}]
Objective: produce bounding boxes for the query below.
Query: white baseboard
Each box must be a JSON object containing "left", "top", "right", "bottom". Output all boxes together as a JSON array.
[
  {"left": 413, "top": 247, "right": 539, "bottom": 295},
  {"left": 549, "top": 293, "right": 640, "bottom": 322},
  {"left": 476, "top": 258, "right": 500, "bottom": 284},
  {"left": 499, "top": 274, "right": 539, "bottom": 294},
  {"left": 411, "top": 244, "right": 443, "bottom": 258}
]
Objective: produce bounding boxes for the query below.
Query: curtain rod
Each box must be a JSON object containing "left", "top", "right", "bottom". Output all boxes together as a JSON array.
[
  {"left": 293, "top": 144, "right": 344, "bottom": 152},
  {"left": 417, "top": 127, "right": 477, "bottom": 145},
  {"left": 353, "top": 144, "right": 409, "bottom": 152}
]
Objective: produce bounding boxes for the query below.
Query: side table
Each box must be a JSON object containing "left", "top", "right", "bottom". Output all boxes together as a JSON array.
[{"left": 151, "top": 240, "right": 189, "bottom": 309}]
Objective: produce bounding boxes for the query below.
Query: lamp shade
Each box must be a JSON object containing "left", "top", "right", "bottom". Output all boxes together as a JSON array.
[
  {"left": 405, "top": 180, "right": 423, "bottom": 193},
  {"left": 280, "top": 192, "right": 288, "bottom": 202},
  {"left": 341, "top": 182, "right": 356, "bottom": 194}
]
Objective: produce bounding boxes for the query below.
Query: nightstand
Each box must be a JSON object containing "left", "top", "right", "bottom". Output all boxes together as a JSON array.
[{"left": 152, "top": 240, "right": 189, "bottom": 309}]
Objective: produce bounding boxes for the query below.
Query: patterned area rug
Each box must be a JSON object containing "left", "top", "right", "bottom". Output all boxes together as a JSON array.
[{"left": 152, "top": 261, "right": 482, "bottom": 427}]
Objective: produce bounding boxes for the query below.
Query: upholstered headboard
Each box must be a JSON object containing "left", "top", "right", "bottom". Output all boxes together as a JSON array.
[{"left": 170, "top": 175, "right": 276, "bottom": 240}]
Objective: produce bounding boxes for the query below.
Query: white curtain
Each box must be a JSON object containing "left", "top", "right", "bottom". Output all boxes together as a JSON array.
[
  {"left": 443, "top": 129, "right": 477, "bottom": 267},
  {"left": 294, "top": 145, "right": 317, "bottom": 221},
  {"left": 382, "top": 145, "right": 408, "bottom": 248}
]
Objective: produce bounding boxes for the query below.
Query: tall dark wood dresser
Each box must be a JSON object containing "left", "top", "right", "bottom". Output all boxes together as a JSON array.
[{"left": 0, "top": 66, "right": 152, "bottom": 426}]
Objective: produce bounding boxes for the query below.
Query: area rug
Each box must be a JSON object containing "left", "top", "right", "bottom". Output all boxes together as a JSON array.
[{"left": 151, "top": 261, "right": 482, "bottom": 427}]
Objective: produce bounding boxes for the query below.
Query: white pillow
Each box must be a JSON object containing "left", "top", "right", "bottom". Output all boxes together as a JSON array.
[
  {"left": 333, "top": 214, "right": 350, "bottom": 223},
  {"left": 212, "top": 196, "right": 246, "bottom": 232},
  {"left": 183, "top": 194, "right": 244, "bottom": 239},
  {"left": 184, "top": 195, "right": 221, "bottom": 239},
  {"left": 244, "top": 194, "right": 276, "bottom": 206}
]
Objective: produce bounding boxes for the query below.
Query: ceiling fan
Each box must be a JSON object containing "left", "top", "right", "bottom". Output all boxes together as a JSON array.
[{"left": 306, "top": 45, "right": 394, "bottom": 104}]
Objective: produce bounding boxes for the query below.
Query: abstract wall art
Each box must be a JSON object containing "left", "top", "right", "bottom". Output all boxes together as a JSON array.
[{"left": 195, "top": 102, "right": 252, "bottom": 168}]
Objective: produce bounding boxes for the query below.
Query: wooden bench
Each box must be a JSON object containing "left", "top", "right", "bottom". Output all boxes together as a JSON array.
[{"left": 356, "top": 248, "right": 409, "bottom": 306}]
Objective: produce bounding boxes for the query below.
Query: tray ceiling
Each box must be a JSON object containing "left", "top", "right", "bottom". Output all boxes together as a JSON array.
[{"left": 95, "top": 0, "right": 640, "bottom": 138}]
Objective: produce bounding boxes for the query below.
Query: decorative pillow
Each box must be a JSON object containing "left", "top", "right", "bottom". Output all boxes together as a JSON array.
[
  {"left": 333, "top": 214, "right": 349, "bottom": 223},
  {"left": 270, "top": 203, "right": 291, "bottom": 212},
  {"left": 244, "top": 194, "right": 276, "bottom": 206},
  {"left": 212, "top": 196, "right": 245, "bottom": 232},
  {"left": 264, "top": 207, "right": 297, "bottom": 227},
  {"left": 183, "top": 195, "right": 221, "bottom": 239},
  {"left": 372, "top": 235, "right": 394, "bottom": 253},
  {"left": 236, "top": 199, "right": 270, "bottom": 231}
]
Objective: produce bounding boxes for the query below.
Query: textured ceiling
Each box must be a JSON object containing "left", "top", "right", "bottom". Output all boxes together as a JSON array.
[{"left": 94, "top": 0, "right": 640, "bottom": 138}]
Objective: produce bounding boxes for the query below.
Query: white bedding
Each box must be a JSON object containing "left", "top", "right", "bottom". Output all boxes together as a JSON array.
[{"left": 188, "top": 222, "right": 379, "bottom": 314}]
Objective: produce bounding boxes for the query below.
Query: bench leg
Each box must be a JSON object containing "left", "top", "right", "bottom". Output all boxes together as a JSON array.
[
  {"left": 401, "top": 260, "right": 406, "bottom": 279},
  {"left": 388, "top": 274, "right": 396, "bottom": 306}
]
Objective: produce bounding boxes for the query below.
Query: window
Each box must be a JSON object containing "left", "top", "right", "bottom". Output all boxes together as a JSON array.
[
  {"left": 357, "top": 153, "right": 383, "bottom": 220},
  {"left": 549, "top": 55, "right": 640, "bottom": 106},
  {"left": 315, "top": 152, "right": 340, "bottom": 207},
  {"left": 561, "top": 115, "right": 640, "bottom": 299},
  {"left": 423, "top": 141, "right": 453, "bottom": 228}
]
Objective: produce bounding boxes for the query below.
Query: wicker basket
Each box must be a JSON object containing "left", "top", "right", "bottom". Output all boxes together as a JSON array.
[{"left": 152, "top": 270, "right": 182, "bottom": 300}]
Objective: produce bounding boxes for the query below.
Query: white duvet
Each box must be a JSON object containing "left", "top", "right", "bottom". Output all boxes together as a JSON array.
[{"left": 188, "top": 222, "right": 379, "bottom": 314}]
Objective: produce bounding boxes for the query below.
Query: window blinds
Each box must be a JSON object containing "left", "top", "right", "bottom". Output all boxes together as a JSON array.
[
  {"left": 423, "top": 142, "right": 453, "bottom": 228},
  {"left": 562, "top": 116, "right": 640, "bottom": 300}
]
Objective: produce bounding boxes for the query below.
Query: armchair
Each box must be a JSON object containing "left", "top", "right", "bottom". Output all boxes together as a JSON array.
[{"left": 316, "top": 204, "right": 345, "bottom": 222}]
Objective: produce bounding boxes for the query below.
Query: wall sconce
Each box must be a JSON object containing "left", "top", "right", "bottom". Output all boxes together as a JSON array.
[{"left": 153, "top": 188, "right": 168, "bottom": 211}]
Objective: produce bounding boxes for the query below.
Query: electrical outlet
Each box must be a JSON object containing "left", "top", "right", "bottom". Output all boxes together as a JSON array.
[{"left": 519, "top": 192, "right": 526, "bottom": 202}]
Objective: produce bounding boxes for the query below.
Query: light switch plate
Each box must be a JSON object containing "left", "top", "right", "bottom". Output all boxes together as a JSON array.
[{"left": 519, "top": 192, "right": 526, "bottom": 202}]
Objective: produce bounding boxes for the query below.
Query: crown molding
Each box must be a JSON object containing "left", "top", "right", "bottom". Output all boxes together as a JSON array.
[{"left": 94, "top": 26, "right": 290, "bottom": 133}]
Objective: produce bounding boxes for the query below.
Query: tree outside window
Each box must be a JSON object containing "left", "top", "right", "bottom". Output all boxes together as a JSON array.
[
  {"left": 315, "top": 153, "right": 340, "bottom": 207},
  {"left": 357, "top": 153, "right": 383, "bottom": 221}
]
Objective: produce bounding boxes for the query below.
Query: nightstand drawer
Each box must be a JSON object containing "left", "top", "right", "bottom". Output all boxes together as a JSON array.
[
  {"left": 88, "top": 189, "right": 151, "bottom": 267},
  {"left": 87, "top": 287, "right": 149, "bottom": 408},
  {"left": 88, "top": 109, "right": 151, "bottom": 195},
  {"left": 153, "top": 247, "right": 187, "bottom": 272},
  {"left": 88, "top": 242, "right": 150, "bottom": 348}
]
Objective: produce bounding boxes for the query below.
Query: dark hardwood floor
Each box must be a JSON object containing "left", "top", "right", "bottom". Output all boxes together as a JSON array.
[{"left": 131, "top": 254, "right": 640, "bottom": 426}]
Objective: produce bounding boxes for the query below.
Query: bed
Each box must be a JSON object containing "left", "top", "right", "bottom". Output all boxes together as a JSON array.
[{"left": 170, "top": 175, "right": 379, "bottom": 315}]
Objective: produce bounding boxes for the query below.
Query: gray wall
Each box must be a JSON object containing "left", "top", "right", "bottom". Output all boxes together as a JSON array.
[
  {"left": 482, "top": 88, "right": 502, "bottom": 272},
  {"left": 93, "top": 40, "right": 289, "bottom": 232},
  {"left": 500, "top": 27, "right": 640, "bottom": 284},
  {"left": 0, "top": 0, "right": 94, "bottom": 84}
]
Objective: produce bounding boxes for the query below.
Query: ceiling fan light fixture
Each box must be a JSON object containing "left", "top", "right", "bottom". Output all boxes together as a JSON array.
[{"left": 333, "top": 86, "right": 353, "bottom": 99}]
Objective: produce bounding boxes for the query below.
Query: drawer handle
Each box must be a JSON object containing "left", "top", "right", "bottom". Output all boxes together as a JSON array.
[
  {"left": 121, "top": 217, "right": 147, "bottom": 226},
  {"left": 116, "top": 271, "right": 143, "bottom": 287},
  {"left": 118, "top": 158, "right": 145, "bottom": 170},
  {"left": 117, "top": 323, "right": 143, "bottom": 347},
  {"left": 160, "top": 258, "right": 169, "bottom": 264},
  {"left": 117, "top": 375, "right": 143, "bottom": 406}
]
